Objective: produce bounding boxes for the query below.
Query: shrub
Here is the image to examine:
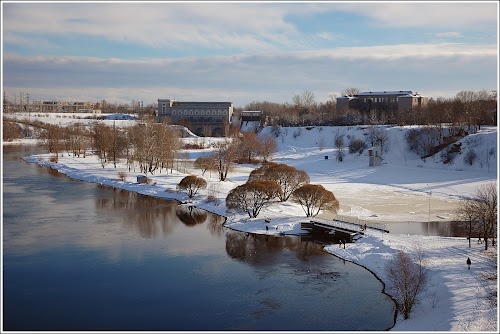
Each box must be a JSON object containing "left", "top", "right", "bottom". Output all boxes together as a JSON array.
[
  {"left": 226, "top": 180, "right": 281, "bottom": 218},
  {"left": 464, "top": 149, "right": 477, "bottom": 166},
  {"left": 248, "top": 163, "right": 309, "bottom": 202},
  {"left": 49, "top": 155, "right": 58, "bottom": 163},
  {"left": 291, "top": 184, "right": 339, "bottom": 217},
  {"left": 118, "top": 171, "right": 127, "bottom": 181},
  {"left": 177, "top": 175, "right": 207, "bottom": 198},
  {"left": 441, "top": 143, "right": 461, "bottom": 164},
  {"left": 348, "top": 138, "right": 367, "bottom": 154}
]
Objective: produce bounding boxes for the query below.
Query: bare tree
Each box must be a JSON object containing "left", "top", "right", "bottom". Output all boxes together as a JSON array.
[
  {"left": 457, "top": 198, "right": 479, "bottom": 248},
  {"left": 2, "top": 120, "right": 22, "bottom": 142},
  {"left": 248, "top": 163, "right": 310, "bottom": 202},
  {"left": 474, "top": 183, "right": 497, "bottom": 250},
  {"left": 292, "top": 90, "right": 316, "bottom": 110},
  {"left": 226, "top": 180, "right": 281, "bottom": 218},
  {"left": 92, "top": 123, "right": 112, "bottom": 168},
  {"left": 125, "top": 120, "right": 180, "bottom": 175},
  {"left": 177, "top": 175, "right": 207, "bottom": 198},
  {"left": 43, "top": 124, "right": 65, "bottom": 158},
  {"left": 238, "top": 131, "right": 261, "bottom": 163},
  {"left": 212, "top": 139, "right": 238, "bottom": 181},
  {"left": 291, "top": 184, "right": 339, "bottom": 217},
  {"left": 369, "top": 126, "right": 389, "bottom": 153},
  {"left": 386, "top": 248, "right": 429, "bottom": 320},
  {"left": 335, "top": 133, "right": 345, "bottom": 162},
  {"left": 341, "top": 88, "right": 360, "bottom": 97},
  {"left": 194, "top": 157, "right": 218, "bottom": 176},
  {"left": 259, "top": 135, "right": 277, "bottom": 163}
]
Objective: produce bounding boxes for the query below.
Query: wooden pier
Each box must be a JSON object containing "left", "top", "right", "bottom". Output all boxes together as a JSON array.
[{"left": 301, "top": 217, "right": 389, "bottom": 243}]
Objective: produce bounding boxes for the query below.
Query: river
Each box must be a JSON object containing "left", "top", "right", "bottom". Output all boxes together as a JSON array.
[{"left": 3, "top": 144, "right": 396, "bottom": 331}]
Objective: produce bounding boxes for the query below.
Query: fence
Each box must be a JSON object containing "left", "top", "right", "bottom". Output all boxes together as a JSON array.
[{"left": 315, "top": 214, "right": 389, "bottom": 233}]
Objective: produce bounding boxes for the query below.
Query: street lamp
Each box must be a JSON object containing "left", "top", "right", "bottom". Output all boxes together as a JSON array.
[{"left": 427, "top": 184, "right": 432, "bottom": 236}]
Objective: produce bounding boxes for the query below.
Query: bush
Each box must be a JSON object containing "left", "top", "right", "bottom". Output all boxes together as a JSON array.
[
  {"left": 118, "top": 171, "right": 127, "bottom": 181},
  {"left": 348, "top": 138, "right": 367, "bottom": 154},
  {"left": 49, "top": 155, "right": 58, "bottom": 163},
  {"left": 177, "top": 175, "right": 207, "bottom": 198},
  {"left": 226, "top": 180, "right": 281, "bottom": 218},
  {"left": 464, "top": 149, "right": 477, "bottom": 166},
  {"left": 441, "top": 143, "right": 461, "bottom": 164},
  {"left": 291, "top": 184, "right": 339, "bottom": 217}
]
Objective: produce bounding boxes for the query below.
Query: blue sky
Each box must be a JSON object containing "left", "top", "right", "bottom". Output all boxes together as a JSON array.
[{"left": 2, "top": 1, "right": 498, "bottom": 107}]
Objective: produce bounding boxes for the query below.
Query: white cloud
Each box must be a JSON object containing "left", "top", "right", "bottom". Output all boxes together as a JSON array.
[
  {"left": 3, "top": 42, "right": 497, "bottom": 106},
  {"left": 434, "top": 32, "right": 464, "bottom": 38},
  {"left": 336, "top": 2, "right": 498, "bottom": 28},
  {"left": 5, "top": 2, "right": 495, "bottom": 55},
  {"left": 2, "top": 2, "right": 307, "bottom": 52}
]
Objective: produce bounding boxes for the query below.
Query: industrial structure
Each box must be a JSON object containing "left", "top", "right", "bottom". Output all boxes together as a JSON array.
[{"left": 157, "top": 98, "right": 233, "bottom": 137}]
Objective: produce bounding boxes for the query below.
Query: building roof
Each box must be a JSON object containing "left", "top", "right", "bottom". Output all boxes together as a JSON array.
[
  {"left": 357, "top": 91, "right": 413, "bottom": 96},
  {"left": 337, "top": 91, "right": 425, "bottom": 99},
  {"left": 241, "top": 110, "right": 263, "bottom": 114}
]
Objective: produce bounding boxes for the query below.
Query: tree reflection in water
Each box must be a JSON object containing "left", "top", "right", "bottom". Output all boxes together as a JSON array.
[
  {"left": 94, "top": 187, "right": 227, "bottom": 239},
  {"left": 176, "top": 205, "right": 208, "bottom": 226},
  {"left": 95, "top": 187, "right": 179, "bottom": 238},
  {"left": 225, "top": 231, "right": 326, "bottom": 265},
  {"left": 206, "top": 214, "right": 225, "bottom": 237}
]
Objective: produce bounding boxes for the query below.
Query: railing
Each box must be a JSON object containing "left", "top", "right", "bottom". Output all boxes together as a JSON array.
[
  {"left": 313, "top": 214, "right": 389, "bottom": 233},
  {"left": 311, "top": 217, "right": 363, "bottom": 232}
]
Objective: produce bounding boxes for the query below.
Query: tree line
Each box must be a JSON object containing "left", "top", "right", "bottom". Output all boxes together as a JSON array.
[
  {"left": 242, "top": 89, "right": 497, "bottom": 128},
  {"left": 39, "top": 118, "right": 181, "bottom": 175}
]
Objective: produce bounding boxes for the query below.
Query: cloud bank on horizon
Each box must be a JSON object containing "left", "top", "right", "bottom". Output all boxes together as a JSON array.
[{"left": 2, "top": 1, "right": 498, "bottom": 107}]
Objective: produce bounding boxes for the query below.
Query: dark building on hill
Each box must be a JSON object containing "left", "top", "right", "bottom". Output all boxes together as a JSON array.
[
  {"left": 336, "top": 91, "right": 428, "bottom": 115},
  {"left": 157, "top": 99, "right": 233, "bottom": 137}
]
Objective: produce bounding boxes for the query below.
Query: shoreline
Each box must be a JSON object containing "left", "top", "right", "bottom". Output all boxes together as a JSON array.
[
  {"left": 17, "top": 150, "right": 497, "bottom": 331},
  {"left": 20, "top": 153, "right": 400, "bottom": 330}
]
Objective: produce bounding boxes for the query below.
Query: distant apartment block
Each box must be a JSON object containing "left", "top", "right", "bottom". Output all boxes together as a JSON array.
[
  {"left": 336, "top": 91, "right": 428, "bottom": 114},
  {"left": 21, "top": 101, "right": 98, "bottom": 113},
  {"left": 157, "top": 98, "right": 233, "bottom": 137}
]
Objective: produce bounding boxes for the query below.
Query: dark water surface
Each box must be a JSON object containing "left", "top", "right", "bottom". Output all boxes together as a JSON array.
[{"left": 3, "top": 145, "right": 396, "bottom": 331}]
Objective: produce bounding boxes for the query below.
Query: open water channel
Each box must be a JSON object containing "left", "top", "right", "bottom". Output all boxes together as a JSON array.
[{"left": 3, "top": 145, "right": 396, "bottom": 331}]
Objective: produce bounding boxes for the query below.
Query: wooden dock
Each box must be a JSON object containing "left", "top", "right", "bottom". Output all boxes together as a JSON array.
[{"left": 300, "top": 217, "right": 389, "bottom": 243}]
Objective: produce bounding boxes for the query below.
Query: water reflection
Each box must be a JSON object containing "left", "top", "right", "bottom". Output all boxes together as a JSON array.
[
  {"left": 386, "top": 220, "right": 469, "bottom": 237},
  {"left": 4, "top": 145, "right": 396, "bottom": 331},
  {"left": 225, "top": 231, "right": 326, "bottom": 264},
  {"left": 176, "top": 205, "right": 208, "bottom": 226},
  {"left": 206, "top": 214, "right": 226, "bottom": 237},
  {"left": 95, "top": 187, "right": 179, "bottom": 238}
]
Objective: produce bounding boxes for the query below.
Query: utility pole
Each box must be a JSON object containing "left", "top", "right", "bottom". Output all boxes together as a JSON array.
[{"left": 27, "top": 92, "right": 31, "bottom": 121}]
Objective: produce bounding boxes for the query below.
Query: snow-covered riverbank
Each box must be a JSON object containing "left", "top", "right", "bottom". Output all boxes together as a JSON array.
[
  {"left": 7, "top": 121, "right": 496, "bottom": 331},
  {"left": 19, "top": 140, "right": 497, "bottom": 331}
]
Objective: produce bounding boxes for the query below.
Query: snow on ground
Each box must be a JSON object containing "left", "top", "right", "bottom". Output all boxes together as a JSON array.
[
  {"left": 8, "top": 121, "right": 498, "bottom": 331},
  {"left": 5, "top": 112, "right": 139, "bottom": 127},
  {"left": 326, "top": 231, "right": 497, "bottom": 331}
]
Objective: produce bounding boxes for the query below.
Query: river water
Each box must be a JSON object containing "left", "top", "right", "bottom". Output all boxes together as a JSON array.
[{"left": 3, "top": 145, "right": 396, "bottom": 331}]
